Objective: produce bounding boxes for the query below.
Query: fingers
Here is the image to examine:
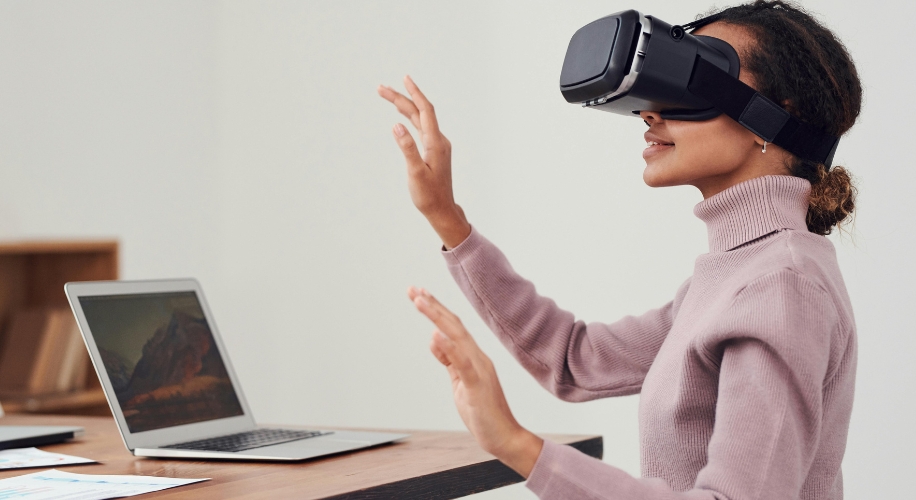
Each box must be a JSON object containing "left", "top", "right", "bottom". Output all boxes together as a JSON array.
[
  {"left": 430, "top": 330, "right": 478, "bottom": 384},
  {"left": 429, "top": 332, "right": 451, "bottom": 366},
  {"left": 403, "top": 75, "right": 441, "bottom": 138},
  {"left": 379, "top": 77, "right": 447, "bottom": 154},
  {"left": 412, "top": 293, "right": 442, "bottom": 322},
  {"left": 392, "top": 124, "right": 426, "bottom": 172},
  {"left": 429, "top": 335, "right": 461, "bottom": 385},
  {"left": 406, "top": 286, "right": 424, "bottom": 302},
  {"left": 377, "top": 85, "right": 423, "bottom": 131},
  {"left": 408, "top": 286, "right": 482, "bottom": 384},
  {"left": 408, "top": 288, "right": 469, "bottom": 343}
]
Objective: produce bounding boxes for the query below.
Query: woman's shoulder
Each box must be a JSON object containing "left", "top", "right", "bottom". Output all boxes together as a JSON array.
[
  {"left": 691, "top": 231, "right": 854, "bottom": 353},
  {"left": 731, "top": 229, "right": 841, "bottom": 290},
  {"left": 734, "top": 229, "right": 854, "bottom": 328},
  {"left": 779, "top": 229, "right": 848, "bottom": 304}
]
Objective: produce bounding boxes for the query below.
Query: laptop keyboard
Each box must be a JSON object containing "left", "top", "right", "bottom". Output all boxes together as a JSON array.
[{"left": 163, "top": 428, "right": 332, "bottom": 453}]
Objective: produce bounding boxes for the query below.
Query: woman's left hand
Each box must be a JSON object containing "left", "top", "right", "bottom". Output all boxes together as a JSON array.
[{"left": 408, "top": 287, "right": 544, "bottom": 478}]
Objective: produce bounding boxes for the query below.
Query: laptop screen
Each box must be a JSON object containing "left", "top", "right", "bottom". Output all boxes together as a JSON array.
[{"left": 79, "top": 291, "right": 244, "bottom": 433}]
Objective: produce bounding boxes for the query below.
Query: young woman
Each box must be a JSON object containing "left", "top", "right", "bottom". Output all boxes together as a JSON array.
[{"left": 378, "top": 1, "right": 860, "bottom": 498}]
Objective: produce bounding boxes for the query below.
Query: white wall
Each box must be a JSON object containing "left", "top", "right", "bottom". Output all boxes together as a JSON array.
[
  {"left": 0, "top": 0, "right": 223, "bottom": 280},
  {"left": 1, "top": 1, "right": 912, "bottom": 498}
]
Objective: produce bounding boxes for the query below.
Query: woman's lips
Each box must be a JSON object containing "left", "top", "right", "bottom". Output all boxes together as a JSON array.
[
  {"left": 643, "top": 131, "right": 674, "bottom": 160},
  {"left": 643, "top": 141, "right": 674, "bottom": 159}
]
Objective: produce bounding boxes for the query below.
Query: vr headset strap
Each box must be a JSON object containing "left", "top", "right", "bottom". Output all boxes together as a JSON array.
[{"left": 687, "top": 57, "right": 840, "bottom": 167}]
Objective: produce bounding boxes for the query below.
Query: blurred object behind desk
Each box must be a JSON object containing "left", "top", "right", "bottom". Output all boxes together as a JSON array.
[{"left": 0, "top": 414, "right": 602, "bottom": 499}]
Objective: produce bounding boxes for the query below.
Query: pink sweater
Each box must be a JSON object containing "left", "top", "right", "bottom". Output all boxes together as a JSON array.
[{"left": 442, "top": 175, "right": 856, "bottom": 499}]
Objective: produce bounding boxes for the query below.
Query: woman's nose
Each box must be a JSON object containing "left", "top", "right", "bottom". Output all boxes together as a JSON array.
[{"left": 639, "top": 110, "right": 664, "bottom": 124}]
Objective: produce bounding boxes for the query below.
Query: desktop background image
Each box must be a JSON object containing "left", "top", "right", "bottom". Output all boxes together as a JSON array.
[{"left": 80, "top": 292, "right": 244, "bottom": 433}]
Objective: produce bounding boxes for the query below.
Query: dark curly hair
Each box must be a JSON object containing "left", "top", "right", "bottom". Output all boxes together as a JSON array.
[{"left": 705, "top": 0, "right": 862, "bottom": 235}]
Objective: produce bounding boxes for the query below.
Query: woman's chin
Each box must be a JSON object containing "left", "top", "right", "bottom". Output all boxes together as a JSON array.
[{"left": 642, "top": 162, "right": 682, "bottom": 188}]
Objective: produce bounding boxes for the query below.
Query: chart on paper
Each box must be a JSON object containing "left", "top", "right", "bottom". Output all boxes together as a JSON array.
[
  {"left": 0, "top": 448, "right": 94, "bottom": 471},
  {"left": 0, "top": 469, "right": 208, "bottom": 499}
]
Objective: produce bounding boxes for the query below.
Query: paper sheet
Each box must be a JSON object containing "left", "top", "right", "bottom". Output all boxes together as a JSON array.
[
  {"left": 0, "top": 448, "right": 94, "bottom": 470},
  {"left": 0, "top": 469, "right": 208, "bottom": 499}
]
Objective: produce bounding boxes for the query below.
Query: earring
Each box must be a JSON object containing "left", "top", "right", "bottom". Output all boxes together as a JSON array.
[{"left": 762, "top": 141, "right": 768, "bottom": 153}]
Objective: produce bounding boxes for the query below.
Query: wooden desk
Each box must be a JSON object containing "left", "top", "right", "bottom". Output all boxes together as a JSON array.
[{"left": 0, "top": 414, "right": 602, "bottom": 499}]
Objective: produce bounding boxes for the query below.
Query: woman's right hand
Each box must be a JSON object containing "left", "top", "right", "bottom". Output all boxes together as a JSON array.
[{"left": 378, "top": 76, "right": 471, "bottom": 249}]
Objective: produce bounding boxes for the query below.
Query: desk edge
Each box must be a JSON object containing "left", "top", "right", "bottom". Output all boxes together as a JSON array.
[{"left": 321, "top": 435, "right": 603, "bottom": 500}]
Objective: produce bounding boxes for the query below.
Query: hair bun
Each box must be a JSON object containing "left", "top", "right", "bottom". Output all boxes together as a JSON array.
[{"left": 807, "top": 165, "right": 856, "bottom": 235}]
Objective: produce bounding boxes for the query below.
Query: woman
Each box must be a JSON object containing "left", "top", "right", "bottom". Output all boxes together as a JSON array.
[{"left": 378, "top": 1, "right": 859, "bottom": 498}]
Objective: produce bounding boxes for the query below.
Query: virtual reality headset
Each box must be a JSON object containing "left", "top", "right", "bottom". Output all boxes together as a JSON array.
[{"left": 560, "top": 10, "right": 839, "bottom": 167}]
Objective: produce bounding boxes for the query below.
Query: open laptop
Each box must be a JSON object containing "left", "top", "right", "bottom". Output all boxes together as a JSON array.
[{"left": 64, "top": 279, "right": 407, "bottom": 460}]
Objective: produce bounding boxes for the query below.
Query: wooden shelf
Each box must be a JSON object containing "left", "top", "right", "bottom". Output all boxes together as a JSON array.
[
  {"left": 0, "top": 388, "right": 109, "bottom": 415},
  {"left": 0, "top": 240, "right": 118, "bottom": 255},
  {"left": 0, "top": 239, "right": 118, "bottom": 416}
]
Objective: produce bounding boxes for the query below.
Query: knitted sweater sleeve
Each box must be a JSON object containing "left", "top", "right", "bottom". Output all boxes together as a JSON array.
[
  {"left": 442, "top": 227, "right": 688, "bottom": 401},
  {"left": 525, "top": 269, "right": 844, "bottom": 499}
]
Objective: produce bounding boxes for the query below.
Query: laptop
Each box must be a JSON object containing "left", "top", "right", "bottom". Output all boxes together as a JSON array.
[
  {"left": 0, "top": 426, "right": 84, "bottom": 450},
  {"left": 64, "top": 279, "right": 407, "bottom": 460}
]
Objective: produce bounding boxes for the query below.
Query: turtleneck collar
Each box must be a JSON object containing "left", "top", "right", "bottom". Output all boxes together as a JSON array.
[{"left": 693, "top": 175, "right": 811, "bottom": 252}]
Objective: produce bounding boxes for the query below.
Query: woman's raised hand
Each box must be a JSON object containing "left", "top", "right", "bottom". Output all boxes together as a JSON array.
[
  {"left": 408, "top": 286, "right": 544, "bottom": 478},
  {"left": 378, "top": 76, "right": 471, "bottom": 249}
]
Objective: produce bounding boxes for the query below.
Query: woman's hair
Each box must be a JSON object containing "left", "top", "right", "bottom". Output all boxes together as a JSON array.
[{"left": 706, "top": 0, "right": 862, "bottom": 235}]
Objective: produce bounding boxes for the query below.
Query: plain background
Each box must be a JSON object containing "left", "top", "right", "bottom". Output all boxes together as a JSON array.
[{"left": 0, "top": 1, "right": 911, "bottom": 497}]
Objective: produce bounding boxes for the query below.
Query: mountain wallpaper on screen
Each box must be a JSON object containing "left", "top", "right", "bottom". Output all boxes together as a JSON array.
[{"left": 84, "top": 294, "right": 245, "bottom": 433}]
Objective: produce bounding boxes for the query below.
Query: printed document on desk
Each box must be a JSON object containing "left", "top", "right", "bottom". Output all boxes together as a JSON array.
[
  {"left": 0, "top": 448, "right": 94, "bottom": 470},
  {"left": 0, "top": 469, "right": 208, "bottom": 499}
]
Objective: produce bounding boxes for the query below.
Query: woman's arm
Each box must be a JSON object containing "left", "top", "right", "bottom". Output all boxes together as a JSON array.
[
  {"left": 444, "top": 227, "right": 688, "bottom": 400},
  {"left": 380, "top": 79, "right": 683, "bottom": 396}
]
